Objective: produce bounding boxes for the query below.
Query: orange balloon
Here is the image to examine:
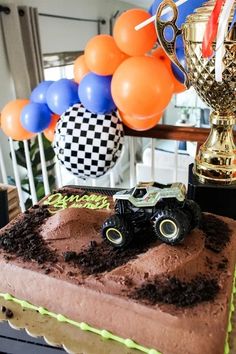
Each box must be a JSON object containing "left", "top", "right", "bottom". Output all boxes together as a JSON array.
[
  {"left": 1, "top": 99, "right": 35, "bottom": 141},
  {"left": 113, "top": 9, "right": 157, "bottom": 56},
  {"left": 111, "top": 56, "right": 174, "bottom": 118},
  {"left": 44, "top": 114, "right": 60, "bottom": 142},
  {"left": 119, "top": 111, "right": 162, "bottom": 131},
  {"left": 74, "top": 55, "right": 90, "bottom": 84},
  {"left": 152, "top": 47, "right": 187, "bottom": 94},
  {"left": 152, "top": 47, "right": 170, "bottom": 65},
  {"left": 173, "top": 79, "right": 187, "bottom": 94},
  {"left": 85, "top": 35, "right": 127, "bottom": 76}
]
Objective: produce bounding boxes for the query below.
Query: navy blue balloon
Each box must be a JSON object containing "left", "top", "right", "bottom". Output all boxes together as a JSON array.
[
  {"left": 151, "top": 0, "right": 206, "bottom": 48},
  {"left": 46, "top": 79, "right": 80, "bottom": 115},
  {"left": 171, "top": 48, "right": 186, "bottom": 84},
  {"left": 30, "top": 81, "right": 54, "bottom": 104},
  {"left": 79, "top": 73, "right": 116, "bottom": 115},
  {"left": 21, "top": 103, "right": 52, "bottom": 133}
]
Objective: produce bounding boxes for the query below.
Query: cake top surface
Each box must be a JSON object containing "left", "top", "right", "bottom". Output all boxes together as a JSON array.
[{"left": 0, "top": 186, "right": 234, "bottom": 309}]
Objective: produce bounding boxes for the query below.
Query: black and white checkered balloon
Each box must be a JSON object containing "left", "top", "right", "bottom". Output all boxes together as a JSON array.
[{"left": 54, "top": 104, "right": 124, "bottom": 179}]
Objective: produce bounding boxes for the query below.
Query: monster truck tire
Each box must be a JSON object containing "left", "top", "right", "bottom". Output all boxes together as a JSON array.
[
  {"left": 153, "top": 209, "right": 190, "bottom": 245},
  {"left": 184, "top": 199, "right": 202, "bottom": 229},
  {"left": 102, "top": 215, "right": 133, "bottom": 248}
]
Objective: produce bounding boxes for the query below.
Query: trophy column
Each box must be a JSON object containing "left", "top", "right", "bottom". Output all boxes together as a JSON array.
[{"left": 194, "top": 113, "right": 236, "bottom": 184}]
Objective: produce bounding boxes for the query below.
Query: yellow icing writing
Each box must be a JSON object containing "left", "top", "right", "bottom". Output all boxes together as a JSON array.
[{"left": 44, "top": 193, "right": 110, "bottom": 212}]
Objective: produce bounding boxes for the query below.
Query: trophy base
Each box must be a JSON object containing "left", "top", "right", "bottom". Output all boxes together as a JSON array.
[{"left": 188, "top": 164, "right": 236, "bottom": 220}]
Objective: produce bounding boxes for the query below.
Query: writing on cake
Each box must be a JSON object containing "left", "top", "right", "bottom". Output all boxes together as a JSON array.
[{"left": 44, "top": 193, "right": 110, "bottom": 212}]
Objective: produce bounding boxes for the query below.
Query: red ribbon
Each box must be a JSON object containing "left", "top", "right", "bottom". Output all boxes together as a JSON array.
[{"left": 202, "top": 0, "right": 226, "bottom": 58}]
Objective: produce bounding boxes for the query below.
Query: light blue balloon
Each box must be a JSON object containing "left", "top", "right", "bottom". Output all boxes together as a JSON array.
[
  {"left": 46, "top": 79, "right": 80, "bottom": 115},
  {"left": 79, "top": 73, "right": 116, "bottom": 115},
  {"left": 30, "top": 81, "right": 54, "bottom": 104},
  {"left": 21, "top": 103, "right": 52, "bottom": 133}
]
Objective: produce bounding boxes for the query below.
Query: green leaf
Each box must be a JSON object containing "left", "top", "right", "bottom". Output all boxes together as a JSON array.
[
  {"left": 21, "top": 187, "right": 30, "bottom": 194},
  {"left": 36, "top": 184, "right": 46, "bottom": 199},
  {"left": 47, "top": 163, "right": 55, "bottom": 171},
  {"left": 21, "top": 178, "right": 30, "bottom": 186},
  {"left": 14, "top": 150, "right": 27, "bottom": 169},
  {"left": 32, "top": 151, "right": 41, "bottom": 166},
  {"left": 25, "top": 198, "right": 33, "bottom": 209},
  {"left": 44, "top": 148, "right": 55, "bottom": 161}
]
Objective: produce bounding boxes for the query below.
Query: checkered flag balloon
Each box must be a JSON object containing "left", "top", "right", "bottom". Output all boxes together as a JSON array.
[{"left": 54, "top": 104, "right": 124, "bottom": 179}]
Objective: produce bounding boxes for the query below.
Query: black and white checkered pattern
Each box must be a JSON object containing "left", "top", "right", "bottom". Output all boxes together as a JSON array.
[{"left": 54, "top": 104, "right": 124, "bottom": 179}]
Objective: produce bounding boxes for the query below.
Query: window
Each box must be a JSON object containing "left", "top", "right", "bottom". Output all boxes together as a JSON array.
[{"left": 43, "top": 51, "right": 83, "bottom": 80}]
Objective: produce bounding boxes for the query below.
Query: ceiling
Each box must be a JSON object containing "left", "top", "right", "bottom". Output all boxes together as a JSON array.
[{"left": 119, "top": 0, "right": 153, "bottom": 9}]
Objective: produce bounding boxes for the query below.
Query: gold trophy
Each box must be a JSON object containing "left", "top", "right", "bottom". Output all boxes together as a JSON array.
[
  {"left": 155, "top": 0, "right": 236, "bottom": 218},
  {"left": 155, "top": 0, "right": 236, "bottom": 185}
]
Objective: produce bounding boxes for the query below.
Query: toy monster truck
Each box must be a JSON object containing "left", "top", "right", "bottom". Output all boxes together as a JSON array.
[{"left": 101, "top": 182, "right": 201, "bottom": 248}]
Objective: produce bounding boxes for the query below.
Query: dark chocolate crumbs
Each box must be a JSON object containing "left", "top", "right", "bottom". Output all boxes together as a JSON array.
[
  {"left": 217, "top": 258, "right": 228, "bottom": 271},
  {"left": 32, "top": 204, "right": 40, "bottom": 209},
  {"left": 200, "top": 214, "right": 231, "bottom": 253},
  {"left": 1, "top": 306, "right": 6, "bottom": 313},
  {"left": 205, "top": 256, "right": 214, "bottom": 270},
  {"left": 130, "top": 276, "right": 220, "bottom": 307},
  {"left": 67, "top": 271, "right": 77, "bottom": 277},
  {"left": 0, "top": 207, "right": 57, "bottom": 264},
  {"left": 3, "top": 255, "right": 11, "bottom": 261},
  {"left": 5, "top": 308, "right": 13, "bottom": 319},
  {"left": 90, "top": 240, "right": 97, "bottom": 248},
  {"left": 64, "top": 232, "right": 156, "bottom": 275}
]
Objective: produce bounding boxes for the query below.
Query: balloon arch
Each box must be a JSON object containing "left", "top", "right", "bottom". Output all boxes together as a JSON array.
[{"left": 1, "top": 3, "right": 202, "bottom": 179}]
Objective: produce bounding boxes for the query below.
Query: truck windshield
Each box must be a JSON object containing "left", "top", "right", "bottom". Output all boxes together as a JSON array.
[{"left": 133, "top": 188, "right": 147, "bottom": 199}]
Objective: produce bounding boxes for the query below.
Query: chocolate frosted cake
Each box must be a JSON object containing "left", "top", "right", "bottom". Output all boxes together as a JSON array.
[{"left": 0, "top": 186, "right": 236, "bottom": 354}]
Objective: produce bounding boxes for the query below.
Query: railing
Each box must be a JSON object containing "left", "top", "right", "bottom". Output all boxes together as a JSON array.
[{"left": 1, "top": 124, "right": 230, "bottom": 212}]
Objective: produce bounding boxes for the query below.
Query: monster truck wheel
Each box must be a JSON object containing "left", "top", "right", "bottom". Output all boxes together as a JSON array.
[
  {"left": 102, "top": 215, "right": 133, "bottom": 248},
  {"left": 153, "top": 209, "right": 190, "bottom": 245},
  {"left": 184, "top": 200, "right": 202, "bottom": 229}
]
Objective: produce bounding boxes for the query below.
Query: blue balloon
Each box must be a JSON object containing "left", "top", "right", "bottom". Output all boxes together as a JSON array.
[
  {"left": 30, "top": 81, "right": 54, "bottom": 104},
  {"left": 21, "top": 103, "right": 52, "bottom": 133},
  {"left": 79, "top": 73, "right": 116, "bottom": 114},
  {"left": 151, "top": 0, "right": 206, "bottom": 48},
  {"left": 46, "top": 79, "right": 80, "bottom": 115},
  {"left": 148, "top": 2, "right": 154, "bottom": 15},
  {"left": 171, "top": 48, "right": 186, "bottom": 84}
]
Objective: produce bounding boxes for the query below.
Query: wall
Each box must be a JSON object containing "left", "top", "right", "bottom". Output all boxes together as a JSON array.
[
  {"left": 1, "top": 0, "right": 133, "bottom": 53},
  {"left": 0, "top": 21, "right": 15, "bottom": 178},
  {"left": 0, "top": 0, "right": 133, "bottom": 180}
]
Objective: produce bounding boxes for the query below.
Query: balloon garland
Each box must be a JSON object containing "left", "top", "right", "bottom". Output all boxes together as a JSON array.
[{"left": 0, "top": 3, "right": 203, "bottom": 179}]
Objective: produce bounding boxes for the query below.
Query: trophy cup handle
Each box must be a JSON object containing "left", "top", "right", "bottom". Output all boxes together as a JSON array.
[{"left": 155, "top": 0, "right": 190, "bottom": 88}]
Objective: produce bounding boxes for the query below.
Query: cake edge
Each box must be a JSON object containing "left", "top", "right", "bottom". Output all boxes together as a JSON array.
[{"left": 0, "top": 266, "right": 236, "bottom": 354}]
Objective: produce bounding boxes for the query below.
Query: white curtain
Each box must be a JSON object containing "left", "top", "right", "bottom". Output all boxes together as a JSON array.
[
  {"left": 0, "top": 4, "right": 44, "bottom": 97},
  {"left": 0, "top": 4, "right": 46, "bottom": 209}
]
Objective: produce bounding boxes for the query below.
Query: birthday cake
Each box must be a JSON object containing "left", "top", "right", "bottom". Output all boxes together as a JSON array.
[{"left": 0, "top": 186, "right": 236, "bottom": 354}]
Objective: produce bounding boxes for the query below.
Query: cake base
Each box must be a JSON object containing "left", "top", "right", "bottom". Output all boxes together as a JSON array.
[
  {"left": 0, "top": 187, "right": 236, "bottom": 354},
  {"left": 188, "top": 164, "right": 236, "bottom": 219},
  {"left": 0, "top": 296, "right": 138, "bottom": 354}
]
